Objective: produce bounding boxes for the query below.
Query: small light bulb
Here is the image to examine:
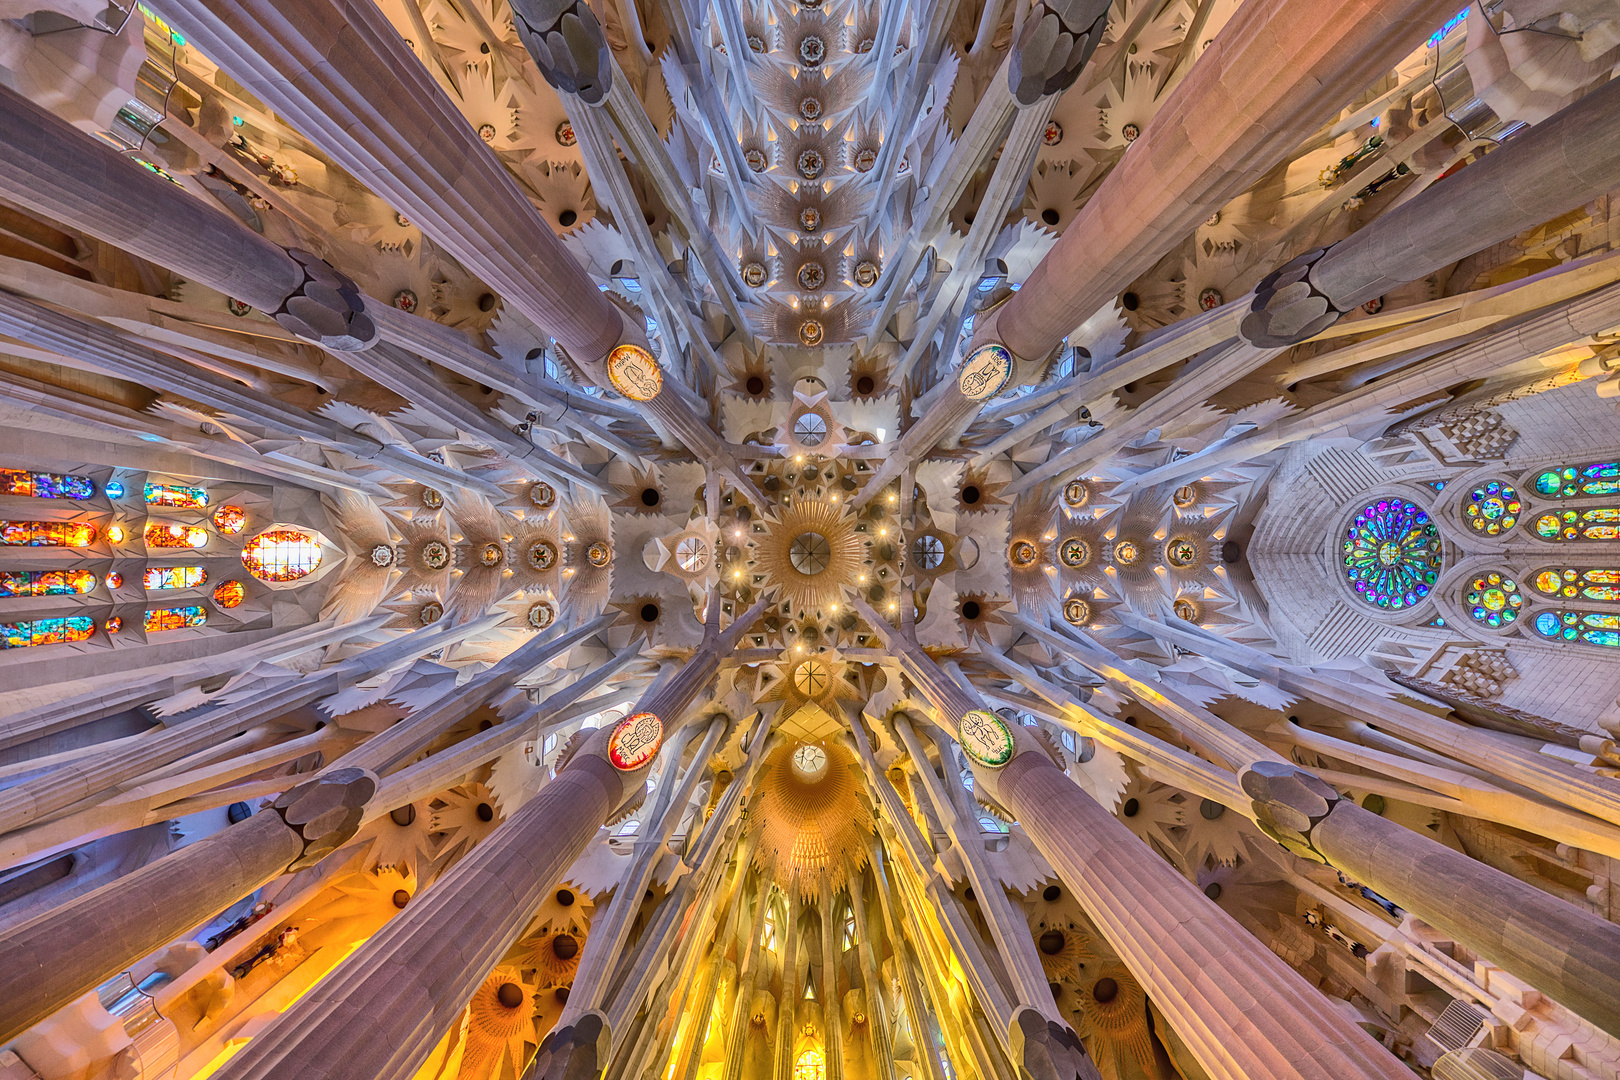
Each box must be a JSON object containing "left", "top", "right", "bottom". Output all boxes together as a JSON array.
[{"left": 888, "top": 492, "right": 897, "bottom": 503}]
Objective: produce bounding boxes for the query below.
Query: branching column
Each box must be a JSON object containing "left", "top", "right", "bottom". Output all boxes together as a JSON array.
[
  {"left": 855, "top": 601, "right": 1409, "bottom": 1080},
  {"left": 212, "top": 599, "right": 766, "bottom": 1080},
  {"left": 0, "top": 769, "right": 376, "bottom": 1043},
  {"left": 0, "top": 85, "right": 374, "bottom": 351}
]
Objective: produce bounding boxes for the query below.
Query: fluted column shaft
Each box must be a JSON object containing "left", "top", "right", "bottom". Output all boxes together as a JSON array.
[
  {"left": 857, "top": 603, "right": 1407, "bottom": 1080},
  {"left": 153, "top": 0, "right": 621, "bottom": 364},
  {"left": 990, "top": 0, "right": 1459, "bottom": 362},
  {"left": 0, "top": 769, "right": 375, "bottom": 1044},
  {"left": 0, "top": 85, "right": 301, "bottom": 312},
  {"left": 987, "top": 751, "right": 1407, "bottom": 1080}
]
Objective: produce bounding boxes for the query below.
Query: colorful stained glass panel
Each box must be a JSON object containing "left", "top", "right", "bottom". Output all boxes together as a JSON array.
[
  {"left": 1463, "top": 480, "right": 1521, "bottom": 536},
  {"left": 241, "top": 528, "right": 322, "bottom": 582},
  {"left": 1342, "top": 500, "right": 1442, "bottom": 609},
  {"left": 1464, "top": 572, "right": 1521, "bottom": 627},
  {"left": 143, "top": 566, "right": 207, "bottom": 590},
  {"left": 1533, "top": 507, "right": 1620, "bottom": 541},
  {"left": 1532, "top": 608, "right": 1620, "bottom": 648},
  {"left": 0, "top": 615, "right": 95, "bottom": 648},
  {"left": 0, "top": 470, "right": 93, "bottom": 499},
  {"left": 0, "top": 521, "right": 96, "bottom": 546},
  {"left": 0, "top": 570, "right": 97, "bottom": 597},
  {"left": 145, "top": 522, "right": 209, "bottom": 549},
  {"left": 1530, "top": 567, "right": 1620, "bottom": 602},
  {"left": 1530, "top": 461, "right": 1620, "bottom": 499},
  {"left": 212, "top": 580, "right": 245, "bottom": 608},
  {"left": 212, "top": 505, "right": 247, "bottom": 534},
  {"left": 143, "top": 482, "right": 208, "bottom": 508},
  {"left": 143, "top": 606, "right": 206, "bottom": 632}
]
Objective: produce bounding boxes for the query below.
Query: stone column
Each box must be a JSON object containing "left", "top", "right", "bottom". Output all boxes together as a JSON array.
[
  {"left": 155, "top": 0, "right": 740, "bottom": 477},
  {"left": 0, "top": 84, "right": 374, "bottom": 351},
  {"left": 0, "top": 290, "right": 494, "bottom": 497},
  {"left": 987, "top": 0, "right": 1461, "bottom": 363},
  {"left": 152, "top": 0, "right": 618, "bottom": 365},
  {"left": 1242, "top": 763, "right": 1620, "bottom": 1038},
  {"left": 0, "top": 769, "right": 375, "bottom": 1043},
  {"left": 853, "top": 601, "right": 1408, "bottom": 1080},
  {"left": 844, "top": 866, "right": 897, "bottom": 1080},
  {"left": 211, "top": 599, "right": 766, "bottom": 1080},
  {"left": 0, "top": 615, "right": 496, "bottom": 837},
  {"left": 770, "top": 889, "right": 804, "bottom": 1080},
  {"left": 1243, "top": 76, "right": 1620, "bottom": 347}
]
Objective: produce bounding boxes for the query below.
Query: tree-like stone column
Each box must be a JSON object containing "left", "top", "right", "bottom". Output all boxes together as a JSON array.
[
  {"left": 211, "top": 597, "right": 765, "bottom": 1080},
  {"left": 851, "top": 601, "right": 1408, "bottom": 1080},
  {"left": 1243, "top": 76, "right": 1620, "bottom": 347},
  {"left": 0, "top": 85, "right": 374, "bottom": 351},
  {"left": 0, "top": 769, "right": 376, "bottom": 1044}
]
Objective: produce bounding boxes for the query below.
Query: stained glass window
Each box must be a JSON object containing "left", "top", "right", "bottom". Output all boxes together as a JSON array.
[
  {"left": 105, "top": 616, "right": 122, "bottom": 633},
  {"left": 0, "top": 470, "right": 93, "bottom": 499},
  {"left": 0, "top": 570, "right": 97, "bottom": 597},
  {"left": 1463, "top": 481, "right": 1520, "bottom": 536},
  {"left": 143, "top": 606, "right": 206, "bottom": 632},
  {"left": 0, "top": 615, "right": 95, "bottom": 648},
  {"left": 1342, "top": 500, "right": 1442, "bottom": 609},
  {"left": 1531, "top": 567, "right": 1620, "bottom": 601},
  {"left": 1532, "top": 609, "right": 1620, "bottom": 648},
  {"left": 105, "top": 481, "right": 124, "bottom": 499},
  {"left": 0, "top": 521, "right": 96, "bottom": 546},
  {"left": 143, "top": 566, "right": 207, "bottom": 590},
  {"left": 145, "top": 522, "right": 209, "bottom": 549},
  {"left": 1533, "top": 508, "right": 1620, "bottom": 541},
  {"left": 1464, "top": 572, "right": 1521, "bottom": 627},
  {"left": 212, "top": 505, "right": 247, "bottom": 534},
  {"left": 143, "top": 482, "right": 208, "bottom": 508},
  {"left": 105, "top": 572, "right": 122, "bottom": 589},
  {"left": 1531, "top": 461, "right": 1620, "bottom": 499},
  {"left": 213, "top": 580, "right": 245, "bottom": 608},
  {"left": 793, "top": 1049, "right": 825, "bottom": 1080},
  {"left": 241, "top": 528, "right": 322, "bottom": 582}
]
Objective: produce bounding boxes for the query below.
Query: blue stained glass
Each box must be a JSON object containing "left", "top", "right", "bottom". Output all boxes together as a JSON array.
[
  {"left": 1531, "top": 461, "right": 1620, "bottom": 499},
  {"left": 105, "top": 481, "right": 125, "bottom": 499},
  {"left": 1342, "top": 500, "right": 1443, "bottom": 609},
  {"left": 1532, "top": 608, "right": 1620, "bottom": 647}
]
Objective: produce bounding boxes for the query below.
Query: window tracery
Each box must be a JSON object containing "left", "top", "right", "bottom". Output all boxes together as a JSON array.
[
  {"left": 242, "top": 528, "right": 322, "bottom": 582},
  {"left": 0, "top": 469, "right": 93, "bottom": 499},
  {"left": 1341, "top": 499, "right": 1441, "bottom": 610},
  {"left": 1, "top": 521, "right": 96, "bottom": 546},
  {"left": 143, "top": 606, "right": 207, "bottom": 633},
  {"left": 142, "top": 482, "right": 208, "bottom": 508},
  {"left": 0, "top": 570, "right": 97, "bottom": 596},
  {"left": 0, "top": 616, "right": 95, "bottom": 648}
]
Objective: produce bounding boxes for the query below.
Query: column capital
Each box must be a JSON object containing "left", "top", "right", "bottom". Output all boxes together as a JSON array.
[
  {"left": 1238, "top": 760, "right": 1342, "bottom": 864},
  {"left": 1008, "top": 1, "right": 1111, "bottom": 106},
  {"left": 269, "top": 767, "right": 380, "bottom": 870}
]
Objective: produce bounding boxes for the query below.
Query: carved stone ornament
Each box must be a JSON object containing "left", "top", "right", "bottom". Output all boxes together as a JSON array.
[
  {"left": 274, "top": 249, "right": 378, "bottom": 352},
  {"left": 271, "top": 767, "right": 378, "bottom": 870},
  {"left": 1240, "top": 247, "right": 1346, "bottom": 348},
  {"left": 509, "top": 0, "right": 614, "bottom": 104},
  {"left": 958, "top": 343, "right": 1015, "bottom": 400},
  {"left": 606, "top": 343, "right": 662, "bottom": 401},
  {"left": 1008, "top": 1, "right": 1110, "bottom": 106},
  {"left": 608, "top": 711, "right": 663, "bottom": 771},
  {"left": 958, "top": 709, "right": 1015, "bottom": 768},
  {"left": 1240, "top": 761, "right": 1342, "bottom": 864}
]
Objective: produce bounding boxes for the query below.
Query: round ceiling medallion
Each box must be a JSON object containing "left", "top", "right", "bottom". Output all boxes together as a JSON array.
[
  {"left": 1166, "top": 538, "right": 1198, "bottom": 567},
  {"left": 608, "top": 711, "right": 663, "bottom": 771},
  {"left": 421, "top": 487, "right": 443, "bottom": 509},
  {"left": 799, "top": 97, "right": 822, "bottom": 121},
  {"left": 958, "top": 343, "right": 1014, "bottom": 400},
  {"left": 1060, "top": 538, "right": 1090, "bottom": 567},
  {"left": 1172, "top": 597, "right": 1199, "bottom": 622},
  {"left": 479, "top": 543, "right": 504, "bottom": 567},
  {"left": 799, "top": 207, "right": 822, "bottom": 232},
  {"left": 587, "top": 541, "right": 612, "bottom": 567},
  {"left": 1172, "top": 484, "right": 1197, "bottom": 508},
  {"left": 1043, "top": 120, "right": 1062, "bottom": 146},
  {"left": 529, "top": 481, "right": 556, "bottom": 509},
  {"left": 1063, "top": 480, "right": 1089, "bottom": 508},
  {"left": 555, "top": 121, "right": 576, "bottom": 146},
  {"left": 742, "top": 261, "right": 768, "bottom": 288},
  {"left": 1113, "top": 540, "right": 1142, "bottom": 566},
  {"left": 675, "top": 535, "right": 709, "bottom": 572},
  {"left": 958, "top": 709, "right": 1014, "bottom": 768},
  {"left": 528, "top": 601, "right": 556, "bottom": 629},
  {"left": 419, "top": 601, "right": 444, "bottom": 625},
  {"left": 791, "top": 742, "right": 828, "bottom": 779},
  {"left": 798, "top": 263, "right": 825, "bottom": 290},
  {"left": 421, "top": 540, "right": 450, "bottom": 570},
  {"left": 854, "top": 147, "right": 877, "bottom": 172},
  {"left": 1008, "top": 540, "right": 1038, "bottom": 567},
  {"left": 798, "top": 34, "right": 825, "bottom": 65},
  {"left": 853, "top": 260, "right": 878, "bottom": 287},
  {"left": 798, "top": 149, "right": 824, "bottom": 179},
  {"left": 799, "top": 319, "right": 825, "bottom": 346},
  {"left": 1063, "top": 597, "right": 1090, "bottom": 625},
  {"left": 792, "top": 661, "right": 831, "bottom": 698},
  {"left": 789, "top": 532, "right": 831, "bottom": 575},
  {"left": 606, "top": 344, "right": 662, "bottom": 401},
  {"left": 528, "top": 541, "right": 557, "bottom": 570},
  {"left": 745, "top": 148, "right": 767, "bottom": 172}
]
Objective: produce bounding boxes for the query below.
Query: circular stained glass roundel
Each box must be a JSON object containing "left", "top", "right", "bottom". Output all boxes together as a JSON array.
[
  {"left": 1465, "top": 572, "right": 1522, "bottom": 628},
  {"left": 1464, "top": 480, "right": 1521, "bottom": 535},
  {"left": 1342, "top": 499, "right": 1442, "bottom": 609}
]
